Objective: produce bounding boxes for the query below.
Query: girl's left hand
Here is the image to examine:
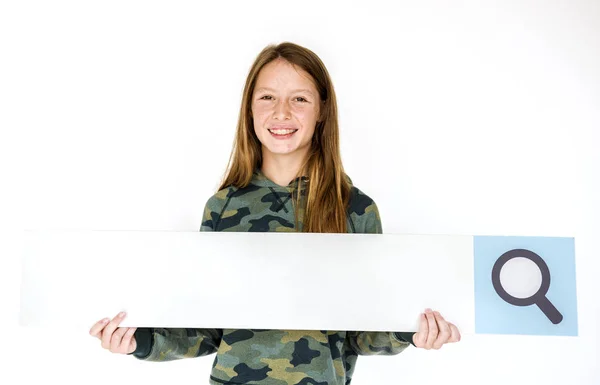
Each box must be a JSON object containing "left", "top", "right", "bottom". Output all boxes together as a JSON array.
[{"left": 413, "top": 308, "right": 461, "bottom": 350}]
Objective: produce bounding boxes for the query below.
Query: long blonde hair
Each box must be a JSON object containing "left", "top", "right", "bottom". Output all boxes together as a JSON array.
[{"left": 219, "top": 42, "right": 351, "bottom": 233}]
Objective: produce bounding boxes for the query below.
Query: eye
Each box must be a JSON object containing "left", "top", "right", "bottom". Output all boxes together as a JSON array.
[
  {"left": 295, "top": 97, "right": 308, "bottom": 102},
  {"left": 259, "top": 95, "right": 273, "bottom": 100}
]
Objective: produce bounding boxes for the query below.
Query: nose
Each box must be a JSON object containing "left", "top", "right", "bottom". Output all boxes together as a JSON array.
[{"left": 273, "top": 99, "right": 291, "bottom": 120}]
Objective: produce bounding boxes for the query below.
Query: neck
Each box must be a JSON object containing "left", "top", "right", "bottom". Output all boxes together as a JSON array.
[{"left": 261, "top": 149, "right": 308, "bottom": 186}]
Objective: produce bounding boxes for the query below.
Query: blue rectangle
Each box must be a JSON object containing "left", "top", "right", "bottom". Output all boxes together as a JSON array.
[{"left": 473, "top": 236, "right": 578, "bottom": 336}]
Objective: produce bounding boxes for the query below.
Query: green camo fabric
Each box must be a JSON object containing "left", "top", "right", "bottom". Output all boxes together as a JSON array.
[{"left": 131, "top": 169, "right": 411, "bottom": 384}]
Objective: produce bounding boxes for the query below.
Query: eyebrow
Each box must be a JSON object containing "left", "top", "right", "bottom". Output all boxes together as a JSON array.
[{"left": 255, "top": 87, "right": 315, "bottom": 96}]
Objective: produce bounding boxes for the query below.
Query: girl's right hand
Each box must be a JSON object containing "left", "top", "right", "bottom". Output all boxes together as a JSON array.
[{"left": 89, "top": 311, "right": 137, "bottom": 354}]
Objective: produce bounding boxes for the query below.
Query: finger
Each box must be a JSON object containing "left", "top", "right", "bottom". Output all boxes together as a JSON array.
[
  {"left": 111, "top": 327, "right": 129, "bottom": 352},
  {"left": 89, "top": 318, "right": 110, "bottom": 339},
  {"left": 413, "top": 313, "right": 428, "bottom": 347},
  {"left": 121, "top": 328, "right": 138, "bottom": 354},
  {"left": 449, "top": 323, "right": 461, "bottom": 343},
  {"left": 101, "top": 312, "right": 126, "bottom": 349},
  {"left": 424, "top": 310, "right": 438, "bottom": 349},
  {"left": 432, "top": 311, "right": 451, "bottom": 349}
]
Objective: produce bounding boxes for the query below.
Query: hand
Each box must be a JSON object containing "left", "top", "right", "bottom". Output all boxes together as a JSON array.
[
  {"left": 413, "top": 308, "right": 460, "bottom": 350},
  {"left": 89, "top": 311, "right": 137, "bottom": 354}
]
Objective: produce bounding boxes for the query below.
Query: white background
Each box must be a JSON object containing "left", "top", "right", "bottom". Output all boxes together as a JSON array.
[{"left": 1, "top": 1, "right": 598, "bottom": 384}]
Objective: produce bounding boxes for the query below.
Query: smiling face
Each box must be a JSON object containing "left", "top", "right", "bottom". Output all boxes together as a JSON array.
[{"left": 251, "top": 58, "right": 321, "bottom": 162}]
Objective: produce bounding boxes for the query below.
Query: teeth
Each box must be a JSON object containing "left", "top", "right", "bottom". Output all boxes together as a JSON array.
[{"left": 269, "top": 129, "right": 296, "bottom": 135}]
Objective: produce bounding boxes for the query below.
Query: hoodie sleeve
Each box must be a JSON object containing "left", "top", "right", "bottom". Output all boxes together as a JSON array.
[
  {"left": 345, "top": 187, "right": 415, "bottom": 356},
  {"left": 130, "top": 194, "right": 226, "bottom": 361},
  {"left": 131, "top": 328, "right": 222, "bottom": 361}
]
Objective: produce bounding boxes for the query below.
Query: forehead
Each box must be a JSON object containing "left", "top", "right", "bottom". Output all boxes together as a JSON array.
[{"left": 255, "top": 59, "right": 317, "bottom": 92}]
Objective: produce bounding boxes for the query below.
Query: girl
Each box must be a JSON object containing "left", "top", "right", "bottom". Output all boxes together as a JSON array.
[{"left": 90, "top": 41, "right": 460, "bottom": 385}]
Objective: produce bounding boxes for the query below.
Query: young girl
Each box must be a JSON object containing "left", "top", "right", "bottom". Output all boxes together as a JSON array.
[{"left": 90, "top": 41, "right": 460, "bottom": 385}]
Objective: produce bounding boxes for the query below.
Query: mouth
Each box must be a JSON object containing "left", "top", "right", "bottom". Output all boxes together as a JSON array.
[{"left": 268, "top": 128, "right": 298, "bottom": 139}]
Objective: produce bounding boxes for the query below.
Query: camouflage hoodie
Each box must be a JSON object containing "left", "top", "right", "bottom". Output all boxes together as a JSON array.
[{"left": 131, "top": 169, "right": 414, "bottom": 384}]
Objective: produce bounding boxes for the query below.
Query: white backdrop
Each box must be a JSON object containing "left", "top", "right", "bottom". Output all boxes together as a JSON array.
[{"left": 1, "top": 1, "right": 598, "bottom": 384}]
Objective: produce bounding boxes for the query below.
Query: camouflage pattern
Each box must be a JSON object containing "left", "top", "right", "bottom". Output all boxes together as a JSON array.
[{"left": 132, "top": 169, "right": 410, "bottom": 384}]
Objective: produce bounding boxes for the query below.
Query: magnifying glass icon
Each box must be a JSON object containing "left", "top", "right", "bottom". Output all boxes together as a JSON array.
[{"left": 491, "top": 248, "right": 563, "bottom": 324}]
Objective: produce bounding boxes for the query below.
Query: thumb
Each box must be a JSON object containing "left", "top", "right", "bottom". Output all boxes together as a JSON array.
[{"left": 413, "top": 313, "right": 428, "bottom": 347}]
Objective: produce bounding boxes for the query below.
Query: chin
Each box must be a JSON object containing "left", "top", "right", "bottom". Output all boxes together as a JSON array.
[
  {"left": 265, "top": 148, "right": 298, "bottom": 156},
  {"left": 262, "top": 143, "right": 305, "bottom": 156}
]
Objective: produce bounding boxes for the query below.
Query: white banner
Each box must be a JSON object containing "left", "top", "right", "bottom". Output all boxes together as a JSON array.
[{"left": 19, "top": 230, "right": 479, "bottom": 333}]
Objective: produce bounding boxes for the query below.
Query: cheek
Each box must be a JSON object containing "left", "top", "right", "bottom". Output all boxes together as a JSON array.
[
  {"left": 292, "top": 106, "right": 317, "bottom": 122},
  {"left": 253, "top": 103, "right": 272, "bottom": 118},
  {"left": 252, "top": 107, "right": 268, "bottom": 132},
  {"left": 297, "top": 107, "right": 319, "bottom": 131}
]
